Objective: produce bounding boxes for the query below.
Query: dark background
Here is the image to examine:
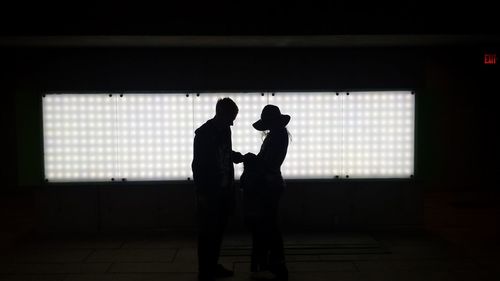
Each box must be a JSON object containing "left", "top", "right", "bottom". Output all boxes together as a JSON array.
[
  {"left": 1, "top": 2, "right": 499, "bottom": 243},
  {"left": 1, "top": 1, "right": 499, "bottom": 35}
]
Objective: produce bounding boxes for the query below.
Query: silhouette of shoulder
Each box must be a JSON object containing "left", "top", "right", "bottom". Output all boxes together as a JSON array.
[{"left": 195, "top": 119, "right": 216, "bottom": 136}]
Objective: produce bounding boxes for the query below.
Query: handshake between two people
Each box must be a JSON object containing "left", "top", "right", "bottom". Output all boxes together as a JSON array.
[{"left": 232, "top": 151, "right": 258, "bottom": 165}]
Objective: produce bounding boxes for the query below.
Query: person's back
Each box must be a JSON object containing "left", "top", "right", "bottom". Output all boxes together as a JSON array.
[{"left": 192, "top": 118, "right": 233, "bottom": 195}]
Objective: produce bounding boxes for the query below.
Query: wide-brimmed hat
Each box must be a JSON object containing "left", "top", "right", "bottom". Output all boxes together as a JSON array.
[{"left": 252, "top": 104, "right": 290, "bottom": 131}]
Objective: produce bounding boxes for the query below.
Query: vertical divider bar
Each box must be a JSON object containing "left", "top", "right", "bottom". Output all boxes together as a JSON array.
[
  {"left": 338, "top": 92, "right": 343, "bottom": 178},
  {"left": 190, "top": 93, "right": 195, "bottom": 180},
  {"left": 368, "top": 93, "right": 372, "bottom": 178},
  {"left": 40, "top": 94, "right": 47, "bottom": 182},
  {"left": 85, "top": 96, "right": 90, "bottom": 182},
  {"left": 331, "top": 92, "right": 335, "bottom": 178},
  {"left": 114, "top": 93, "right": 120, "bottom": 181},
  {"left": 341, "top": 92, "right": 345, "bottom": 178},
  {"left": 192, "top": 93, "right": 196, "bottom": 136}
]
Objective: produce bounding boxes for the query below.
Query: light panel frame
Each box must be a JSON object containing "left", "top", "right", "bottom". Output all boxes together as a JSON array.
[{"left": 42, "top": 91, "right": 415, "bottom": 183}]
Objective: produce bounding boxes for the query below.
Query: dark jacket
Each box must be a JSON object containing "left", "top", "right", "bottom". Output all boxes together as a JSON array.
[
  {"left": 192, "top": 118, "right": 236, "bottom": 195},
  {"left": 241, "top": 128, "right": 289, "bottom": 193},
  {"left": 258, "top": 127, "right": 289, "bottom": 188}
]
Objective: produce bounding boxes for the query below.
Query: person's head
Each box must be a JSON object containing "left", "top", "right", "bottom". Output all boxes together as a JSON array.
[
  {"left": 215, "top": 97, "right": 239, "bottom": 127},
  {"left": 253, "top": 104, "right": 290, "bottom": 131}
]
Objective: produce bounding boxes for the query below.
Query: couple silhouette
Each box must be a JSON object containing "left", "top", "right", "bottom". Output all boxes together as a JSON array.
[{"left": 192, "top": 98, "right": 290, "bottom": 281}]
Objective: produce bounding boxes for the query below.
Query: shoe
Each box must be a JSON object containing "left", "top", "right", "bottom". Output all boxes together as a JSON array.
[
  {"left": 250, "top": 270, "right": 277, "bottom": 280},
  {"left": 214, "top": 264, "right": 234, "bottom": 278}
]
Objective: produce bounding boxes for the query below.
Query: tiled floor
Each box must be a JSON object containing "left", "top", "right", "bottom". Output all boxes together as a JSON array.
[{"left": 1, "top": 230, "right": 499, "bottom": 281}]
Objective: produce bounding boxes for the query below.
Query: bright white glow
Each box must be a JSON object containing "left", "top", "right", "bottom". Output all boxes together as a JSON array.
[
  {"left": 269, "top": 92, "right": 342, "bottom": 179},
  {"left": 42, "top": 94, "right": 117, "bottom": 182},
  {"left": 342, "top": 91, "right": 414, "bottom": 178},
  {"left": 43, "top": 91, "right": 415, "bottom": 182},
  {"left": 117, "top": 94, "right": 193, "bottom": 181}
]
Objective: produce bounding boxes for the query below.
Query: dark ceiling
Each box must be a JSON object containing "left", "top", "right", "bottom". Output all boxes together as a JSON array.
[{"left": 1, "top": 1, "right": 498, "bottom": 36}]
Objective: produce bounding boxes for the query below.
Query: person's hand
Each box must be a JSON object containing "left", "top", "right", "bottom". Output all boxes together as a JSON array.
[
  {"left": 243, "top": 153, "right": 260, "bottom": 171},
  {"left": 243, "top": 153, "right": 257, "bottom": 166},
  {"left": 232, "top": 151, "right": 244, "bottom": 164},
  {"left": 244, "top": 152, "right": 256, "bottom": 161}
]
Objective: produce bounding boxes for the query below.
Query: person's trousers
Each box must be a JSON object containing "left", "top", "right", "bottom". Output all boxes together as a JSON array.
[
  {"left": 245, "top": 190, "right": 285, "bottom": 272},
  {"left": 196, "top": 192, "right": 231, "bottom": 277}
]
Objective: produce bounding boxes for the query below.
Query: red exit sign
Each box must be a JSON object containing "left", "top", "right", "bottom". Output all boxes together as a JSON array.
[{"left": 484, "top": 53, "right": 496, "bottom": 65}]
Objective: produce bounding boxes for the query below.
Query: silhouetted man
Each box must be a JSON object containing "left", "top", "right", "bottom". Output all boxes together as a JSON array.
[{"left": 192, "top": 98, "right": 244, "bottom": 281}]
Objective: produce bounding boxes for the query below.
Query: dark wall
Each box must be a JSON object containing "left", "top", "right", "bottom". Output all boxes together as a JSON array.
[
  {"left": 420, "top": 47, "right": 499, "bottom": 191},
  {"left": 13, "top": 47, "right": 420, "bottom": 91},
  {"left": 3, "top": 2, "right": 498, "bottom": 35},
  {"left": 3, "top": 45, "right": 498, "bottom": 233}
]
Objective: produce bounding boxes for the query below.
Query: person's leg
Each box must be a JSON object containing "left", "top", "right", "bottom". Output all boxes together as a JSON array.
[
  {"left": 255, "top": 192, "right": 277, "bottom": 272},
  {"left": 244, "top": 213, "right": 260, "bottom": 271},
  {"left": 268, "top": 193, "right": 288, "bottom": 281},
  {"left": 213, "top": 206, "right": 228, "bottom": 267},
  {"left": 253, "top": 217, "right": 270, "bottom": 271},
  {"left": 213, "top": 192, "right": 234, "bottom": 278},
  {"left": 268, "top": 205, "right": 285, "bottom": 265},
  {"left": 197, "top": 194, "right": 223, "bottom": 279},
  {"left": 247, "top": 194, "right": 283, "bottom": 279},
  {"left": 243, "top": 189, "right": 262, "bottom": 272},
  {"left": 269, "top": 226, "right": 287, "bottom": 280}
]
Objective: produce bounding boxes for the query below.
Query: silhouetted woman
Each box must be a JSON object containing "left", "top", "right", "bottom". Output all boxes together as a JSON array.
[{"left": 241, "top": 104, "right": 290, "bottom": 281}]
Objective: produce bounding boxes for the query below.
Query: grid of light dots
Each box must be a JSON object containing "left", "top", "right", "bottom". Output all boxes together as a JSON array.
[
  {"left": 43, "top": 94, "right": 117, "bottom": 182},
  {"left": 270, "top": 92, "right": 342, "bottom": 179},
  {"left": 342, "top": 91, "right": 414, "bottom": 178},
  {"left": 117, "top": 94, "right": 193, "bottom": 180},
  {"left": 193, "top": 93, "right": 267, "bottom": 177},
  {"left": 42, "top": 91, "right": 415, "bottom": 182}
]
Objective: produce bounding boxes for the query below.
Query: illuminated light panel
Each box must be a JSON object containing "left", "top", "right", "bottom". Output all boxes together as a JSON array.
[
  {"left": 117, "top": 94, "right": 193, "bottom": 180},
  {"left": 43, "top": 94, "right": 117, "bottom": 182},
  {"left": 193, "top": 93, "right": 266, "bottom": 177},
  {"left": 342, "top": 91, "right": 415, "bottom": 178},
  {"left": 269, "top": 92, "right": 342, "bottom": 179},
  {"left": 43, "top": 91, "right": 415, "bottom": 182}
]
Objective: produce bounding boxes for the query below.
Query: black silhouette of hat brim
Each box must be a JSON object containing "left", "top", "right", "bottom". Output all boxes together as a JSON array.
[{"left": 252, "top": 114, "right": 291, "bottom": 131}]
